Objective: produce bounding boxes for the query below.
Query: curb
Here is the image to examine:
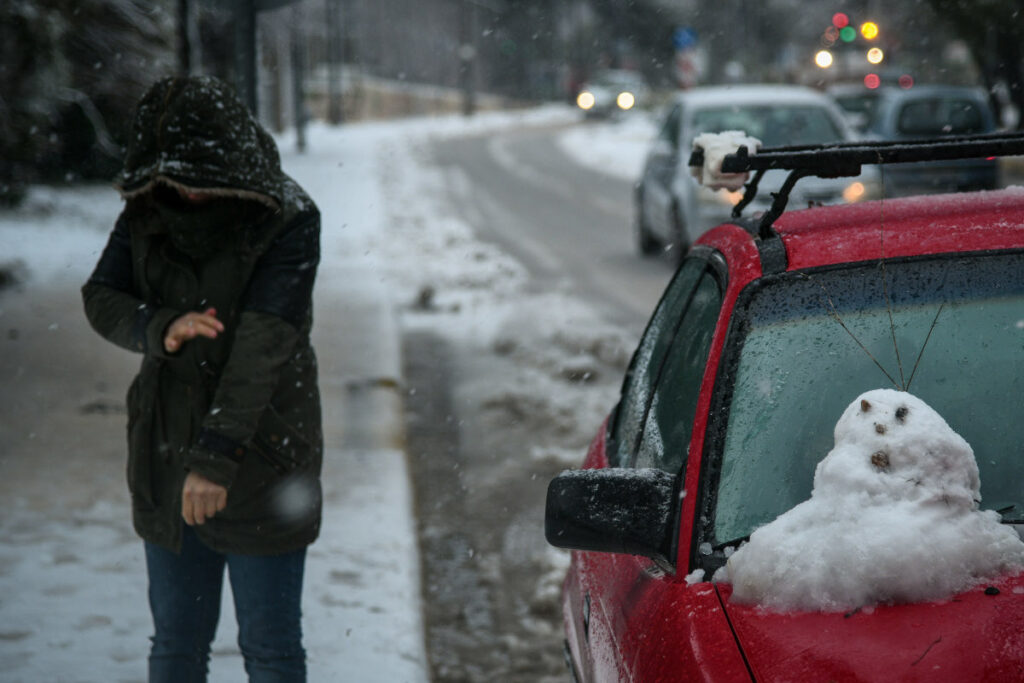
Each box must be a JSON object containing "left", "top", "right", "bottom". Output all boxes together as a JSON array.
[{"left": 310, "top": 262, "right": 429, "bottom": 681}]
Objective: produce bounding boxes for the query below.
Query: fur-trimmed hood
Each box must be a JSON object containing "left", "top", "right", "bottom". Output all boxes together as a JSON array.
[{"left": 116, "top": 76, "right": 284, "bottom": 212}]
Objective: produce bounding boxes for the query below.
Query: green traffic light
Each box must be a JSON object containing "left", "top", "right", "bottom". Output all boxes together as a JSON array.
[{"left": 840, "top": 26, "right": 856, "bottom": 42}]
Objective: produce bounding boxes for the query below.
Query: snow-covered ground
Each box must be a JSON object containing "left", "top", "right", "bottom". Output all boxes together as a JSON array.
[{"left": 0, "top": 107, "right": 651, "bottom": 682}]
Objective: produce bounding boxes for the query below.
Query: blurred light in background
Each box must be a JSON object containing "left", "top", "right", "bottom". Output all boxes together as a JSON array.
[
  {"left": 576, "top": 91, "right": 595, "bottom": 110},
  {"left": 616, "top": 92, "right": 635, "bottom": 110},
  {"left": 843, "top": 181, "right": 867, "bottom": 203},
  {"left": 860, "top": 22, "right": 880, "bottom": 40},
  {"left": 840, "top": 26, "right": 856, "bottom": 42},
  {"left": 832, "top": 13, "right": 849, "bottom": 28},
  {"left": 899, "top": 74, "right": 915, "bottom": 89},
  {"left": 815, "top": 50, "right": 834, "bottom": 68},
  {"left": 864, "top": 73, "right": 881, "bottom": 89},
  {"left": 867, "top": 47, "right": 884, "bottom": 64},
  {"left": 721, "top": 189, "right": 745, "bottom": 206}
]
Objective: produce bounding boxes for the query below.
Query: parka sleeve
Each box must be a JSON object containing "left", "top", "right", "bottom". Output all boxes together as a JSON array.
[
  {"left": 81, "top": 215, "right": 183, "bottom": 357},
  {"left": 184, "top": 210, "right": 320, "bottom": 488}
]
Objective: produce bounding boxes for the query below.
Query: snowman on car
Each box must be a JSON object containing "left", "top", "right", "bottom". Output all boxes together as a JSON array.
[{"left": 715, "top": 388, "right": 1024, "bottom": 612}]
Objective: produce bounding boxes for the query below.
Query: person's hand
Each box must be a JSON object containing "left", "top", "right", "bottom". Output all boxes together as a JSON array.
[
  {"left": 164, "top": 307, "right": 224, "bottom": 353},
  {"left": 181, "top": 471, "right": 228, "bottom": 525}
]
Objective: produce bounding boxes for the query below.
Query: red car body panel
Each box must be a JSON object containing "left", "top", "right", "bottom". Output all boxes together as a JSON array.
[
  {"left": 566, "top": 424, "right": 753, "bottom": 682},
  {"left": 720, "top": 574, "right": 1024, "bottom": 682},
  {"left": 775, "top": 187, "right": 1024, "bottom": 270},
  {"left": 563, "top": 188, "right": 1024, "bottom": 682}
]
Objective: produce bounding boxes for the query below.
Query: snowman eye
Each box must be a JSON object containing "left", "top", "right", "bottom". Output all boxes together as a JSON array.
[
  {"left": 895, "top": 406, "right": 909, "bottom": 423},
  {"left": 861, "top": 399, "right": 872, "bottom": 413},
  {"left": 871, "top": 451, "right": 891, "bottom": 471},
  {"left": 875, "top": 423, "right": 887, "bottom": 434}
]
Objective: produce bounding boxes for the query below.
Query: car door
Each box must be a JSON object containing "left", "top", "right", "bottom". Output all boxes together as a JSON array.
[
  {"left": 574, "top": 252, "right": 727, "bottom": 681},
  {"left": 642, "top": 103, "right": 683, "bottom": 242}
]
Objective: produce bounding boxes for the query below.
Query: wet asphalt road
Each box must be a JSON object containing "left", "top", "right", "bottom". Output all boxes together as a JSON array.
[
  {"left": 405, "top": 123, "right": 672, "bottom": 681},
  {"left": 430, "top": 122, "right": 674, "bottom": 331}
]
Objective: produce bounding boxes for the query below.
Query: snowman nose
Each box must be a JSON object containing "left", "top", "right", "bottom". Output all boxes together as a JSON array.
[{"left": 871, "top": 451, "right": 891, "bottom": 471}]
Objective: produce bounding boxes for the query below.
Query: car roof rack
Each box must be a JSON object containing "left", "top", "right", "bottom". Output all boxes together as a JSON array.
[{"left": 688, "top": 131, "right": 1024, "bottom": 239}]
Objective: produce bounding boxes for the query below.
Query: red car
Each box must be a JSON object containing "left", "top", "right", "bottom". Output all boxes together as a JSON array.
[{"left": 546, "top": 133, "right": 1024, "bottom": 681}]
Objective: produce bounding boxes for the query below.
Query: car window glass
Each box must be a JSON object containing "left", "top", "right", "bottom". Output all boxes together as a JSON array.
[
  {"left": 635, "top": 270, "right": 721, "bottom": 473},
  {"left": 691, "top": 105, "right": 842, "bottom": 147},
  {"left": 711, "top": 252, "right": 1024, "bottom": 546},
  {"left": 897, "top": 98, "right": 986, "bottom": 136},
  {"left": 610, "top": 258, "right": 704, "bottom": 467},
  {"left": 657, "top": 104, "right": 681, "bottom": 149}
]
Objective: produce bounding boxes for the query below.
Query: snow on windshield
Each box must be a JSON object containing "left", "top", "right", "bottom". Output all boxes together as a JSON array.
[{"left": 715, "top": 388, "right": 1024, "bottom": 613}]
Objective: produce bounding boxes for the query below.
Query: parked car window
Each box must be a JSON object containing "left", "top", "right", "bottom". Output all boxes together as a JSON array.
[
  {"left": 710, "top": 251, "right": 1024, "bottom": 546},
  {"left": 897, "top": 98, "right": 986, "bottom": 136},
  {"left": 691, "top": 105, "right": 843, "bottom": 148},
  {"left": 657, "top": 103, "right": 682, "bottom": 150},
  {"left": 635, "top": 269, "right": 721, "bottom": 473},
  {"left": 609, "top": 257, "right": 704, "bottom": 467}
]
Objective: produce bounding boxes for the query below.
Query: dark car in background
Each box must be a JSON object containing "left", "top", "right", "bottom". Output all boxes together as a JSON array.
[
  {"left": 861, "top": 85, "right": 1000, "bottom": 196},
  {"left": 827, "top": 82, "right": 882, "bottom": 132}
]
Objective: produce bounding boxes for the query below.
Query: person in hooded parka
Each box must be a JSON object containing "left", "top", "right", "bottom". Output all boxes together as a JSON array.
[{"left": 82, "top": 75, "right": 322, "bottom": 682}]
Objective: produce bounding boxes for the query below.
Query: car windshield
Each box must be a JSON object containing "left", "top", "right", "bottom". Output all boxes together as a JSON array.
[
  {"left": 691, "top": 104, "right": 843, "bottom": 148},
  {"left": 712, "top": 251, "right": 1024, "bottom": 546},
  {"left": 591, "top": 70, "right": 642, "bottom": 89}
]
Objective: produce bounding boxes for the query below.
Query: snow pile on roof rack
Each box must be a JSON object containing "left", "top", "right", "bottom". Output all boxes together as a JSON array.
[
  {"left": 690, "top": 130, "right": 761, "bottom": 191},
  {"left": 715, "top": 388, "right": 1024, "bottom": 613}
]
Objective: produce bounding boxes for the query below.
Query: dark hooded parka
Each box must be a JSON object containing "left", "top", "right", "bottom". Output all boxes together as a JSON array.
[{"left": 83, "top": 76, "right": 322, "bottom": 555}]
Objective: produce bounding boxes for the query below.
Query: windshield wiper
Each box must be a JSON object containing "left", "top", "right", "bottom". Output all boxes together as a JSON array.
[{"left": 996, "top": 504, "right": 1024, "bottom": 524}]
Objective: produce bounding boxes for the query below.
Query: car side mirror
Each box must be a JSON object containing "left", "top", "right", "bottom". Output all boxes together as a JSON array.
[{"left": 545, "top": 468, "right": 677, "bottom": 565}]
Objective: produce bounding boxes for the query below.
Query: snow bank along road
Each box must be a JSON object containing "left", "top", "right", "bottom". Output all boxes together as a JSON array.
[{"left": 400, "top": 114, "right": 677, "bottom": 680}]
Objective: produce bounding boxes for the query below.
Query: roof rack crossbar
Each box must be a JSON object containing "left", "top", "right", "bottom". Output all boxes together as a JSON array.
[
  {"left": 688, "top": 131, "right": 1024, "bottom": 238},
  {"left": 719, "top": 132, "right": 1024, "bottom": 175}
]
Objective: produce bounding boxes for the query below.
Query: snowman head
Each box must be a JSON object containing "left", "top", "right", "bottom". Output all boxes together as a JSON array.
[{"left": 816, "top": 389, "right": 980, "bottom": 507}]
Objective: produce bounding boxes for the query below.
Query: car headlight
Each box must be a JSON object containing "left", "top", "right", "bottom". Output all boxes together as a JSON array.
[
  {"left": 616, "top": 91, "right": 636, "bottom": 110},
  {"left": 696, "top": 185, "right": 745, "bottom": 207},
  {"left": 842, "top": 181, "right": 867, "bottom": 203},
  {"left": 577, "top": 91, "right": 595, "bottom": 110}
]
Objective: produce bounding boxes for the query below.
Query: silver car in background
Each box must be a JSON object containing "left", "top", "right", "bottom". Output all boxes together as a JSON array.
[{"left": 635, "top": 84, "right": 877, "bottom": 258}]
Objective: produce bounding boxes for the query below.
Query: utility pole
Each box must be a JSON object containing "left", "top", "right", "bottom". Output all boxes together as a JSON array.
[
  {"left": 290, "top": 6, "right": 307, "bottom": 152},
  {"left": 459, "top": 0, "right": 478, "bottom": 117},
  {"left": 232, "top": 0, "right": 304, "bottom": 114},
  {"left": 233, "top": 0, "right": 258, "bottom": 112},
  {"left": 326, "top": 0, "right": 344, "bottom": 124},
  {"left": 176, "top": 0, "right": 192, "bottom": 75}
]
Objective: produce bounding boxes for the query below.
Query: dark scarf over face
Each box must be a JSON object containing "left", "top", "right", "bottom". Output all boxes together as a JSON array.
[{"left": 150, "top": 185, "right": 263, "bottom": 260}]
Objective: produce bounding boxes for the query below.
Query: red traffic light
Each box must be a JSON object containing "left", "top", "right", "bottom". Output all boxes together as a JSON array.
[{"left": 832, "top": 12, "right": 849, "bottom": 28}]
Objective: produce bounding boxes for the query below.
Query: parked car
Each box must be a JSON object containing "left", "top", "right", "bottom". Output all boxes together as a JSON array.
[
  {"left": 860, "top": 85, "right": 1000, "bottom": 196},
  {"left": 547, "top": 132, "right": 1024, "bottom": 682},
  {"left": 826, "top": 82, "right": 882, "bottom": 132},
  {"left": 576, "top": 69, "right": 649, "bottom": 119},
  {"left": 634, "top": 85, "right": 876, "bottom": 259}
]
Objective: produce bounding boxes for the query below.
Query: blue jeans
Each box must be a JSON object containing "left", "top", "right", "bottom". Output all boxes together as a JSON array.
[{"left": 144, "top": 525, "right": 307, "bottom": 682}]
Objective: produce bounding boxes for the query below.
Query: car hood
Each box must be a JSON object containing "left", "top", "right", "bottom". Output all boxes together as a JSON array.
[{"left": 718, "top": 572, "right": 1024, "bottom": 681}]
